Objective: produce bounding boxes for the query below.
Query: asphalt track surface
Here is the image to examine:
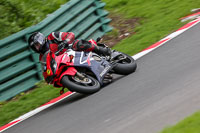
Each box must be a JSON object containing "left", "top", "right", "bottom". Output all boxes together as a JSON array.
[{"left": 4, "top": 23, "right": 200, "bottom": 133}]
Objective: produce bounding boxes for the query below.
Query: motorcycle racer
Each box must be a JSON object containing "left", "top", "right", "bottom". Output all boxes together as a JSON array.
[
  {"left": 27, "top": 32, "right": 136, "bottom": 94},
  {"left": 28, "top": 32, "right": 111, "bottom": 60}
]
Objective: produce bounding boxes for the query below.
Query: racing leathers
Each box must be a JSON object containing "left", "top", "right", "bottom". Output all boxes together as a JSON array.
[{"left": 39, "top": 31, "right": 110, "bottom": 60}]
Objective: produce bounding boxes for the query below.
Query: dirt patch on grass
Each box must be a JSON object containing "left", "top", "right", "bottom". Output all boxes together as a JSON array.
[{"left": 101, "top": 14, "right": 141, "bottom": 47}]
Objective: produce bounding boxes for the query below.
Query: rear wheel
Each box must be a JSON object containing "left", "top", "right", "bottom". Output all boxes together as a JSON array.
[
  {"left": 61, "top": 74, "right": 101, "bottom": 94},
  {"left": 113, "top": 53, "right": 137, "bottom": 75}
]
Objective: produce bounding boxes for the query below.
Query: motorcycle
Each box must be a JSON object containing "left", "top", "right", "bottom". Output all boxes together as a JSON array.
[{"left": 40, "top": 38, "right": 137, "bottom": 94}]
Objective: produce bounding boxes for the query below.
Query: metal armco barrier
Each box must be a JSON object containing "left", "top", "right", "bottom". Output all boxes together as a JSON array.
[{"left": 0, "top": 0, "right": 112, "bottom": 101}]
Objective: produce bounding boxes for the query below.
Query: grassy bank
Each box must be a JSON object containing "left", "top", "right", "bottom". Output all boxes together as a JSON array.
[
  {"left": 103, "top": 0, "right": 200, "bottom": 55},
  {"left": 1, "top": 0, "right": 200, "bottom": 131}
]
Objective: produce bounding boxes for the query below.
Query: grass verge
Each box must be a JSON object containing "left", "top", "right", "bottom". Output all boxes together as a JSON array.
[{"left": 1, "top": 0, "right": 200, "bottom": 131}]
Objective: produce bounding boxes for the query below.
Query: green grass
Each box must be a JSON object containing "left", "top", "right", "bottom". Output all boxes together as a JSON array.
[
  {"left": 160, "top": 112, "right": 200, "bottom": 133},
  {"left": 103, "top": 0, "right": 200, "bottom": 55},
  {"left": 1, "top": 0, "right": 200, "bottom": 131}
]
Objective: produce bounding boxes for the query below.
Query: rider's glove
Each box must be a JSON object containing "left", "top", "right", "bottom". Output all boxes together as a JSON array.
[
  {"left": 58, "top": 39, "right": 69, "bottom": 50},
  {"left": 63, "top": 39, "right": 69, "bottom": 48}
]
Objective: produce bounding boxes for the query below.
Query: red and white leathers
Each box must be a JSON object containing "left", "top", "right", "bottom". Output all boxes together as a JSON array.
[
  {"left": 47, "top": 32, "right": 75, "bottom": 53},
  {"left": 39, "top": 32, "right": 98, "bottom": 60}
]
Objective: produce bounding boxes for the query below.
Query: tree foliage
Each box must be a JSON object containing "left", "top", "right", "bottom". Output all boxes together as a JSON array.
[{"left": 0, "top": 0, "right": 68, "bottom": 39}]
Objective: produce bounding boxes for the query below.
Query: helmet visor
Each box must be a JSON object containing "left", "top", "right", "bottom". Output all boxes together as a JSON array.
[
  {"left": 35, "top": 43, "right": 41, "bottom": 51},
  {"left": 34, "top": 33, "right": 45, "bottom": 45}
]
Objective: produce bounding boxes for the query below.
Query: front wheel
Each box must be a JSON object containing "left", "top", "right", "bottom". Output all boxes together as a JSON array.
[
  {"left": 61, "top": 74, "right": 101, "bottom": 94},
  {"left": 113, "top": 53, "right": 137, "bottom": 75}
]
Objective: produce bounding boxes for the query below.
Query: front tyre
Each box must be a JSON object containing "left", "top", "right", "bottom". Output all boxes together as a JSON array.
[
  {"left": 113, "top": 53, "right": 137, "bottom": 75},
  {"left": 61, "top": 75, "right": 101, "bottom": 94}
]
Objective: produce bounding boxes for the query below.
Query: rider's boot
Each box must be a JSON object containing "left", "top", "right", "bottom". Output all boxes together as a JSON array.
[
  {"left": 104, "top": 73, "right": 113, "bottom": 79},
  {"left": 103, "top": 73, "right": 113, "bottom": 84},
  {"left": 94, "top": 46, "right": 111, "bottom": 56}
]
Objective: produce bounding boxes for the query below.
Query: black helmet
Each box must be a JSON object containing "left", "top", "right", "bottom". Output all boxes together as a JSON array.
[{"left": 28, "top": 32, "right": 45, "bottom": 53}]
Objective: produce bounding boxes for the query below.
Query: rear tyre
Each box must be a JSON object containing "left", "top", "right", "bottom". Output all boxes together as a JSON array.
[
  {"left": 113, "top": 53, "right": 137, "bottom": 75},
  {"left": 61, "top": 74, "right": 101, "bottom": 94}
]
